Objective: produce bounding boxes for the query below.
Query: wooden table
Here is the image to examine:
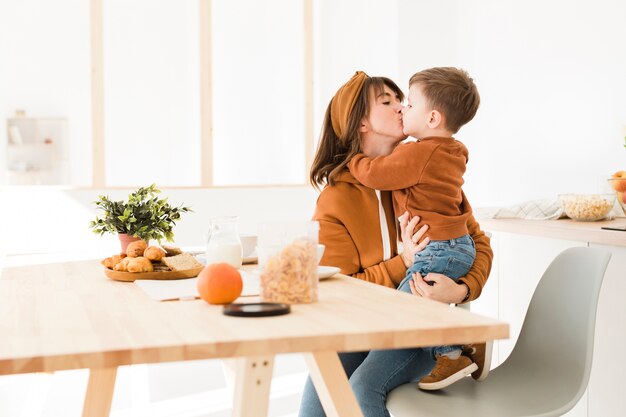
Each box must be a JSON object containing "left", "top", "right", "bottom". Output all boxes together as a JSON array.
[{"left": 0, "top": 260, "right": 508, "bottom": 417}]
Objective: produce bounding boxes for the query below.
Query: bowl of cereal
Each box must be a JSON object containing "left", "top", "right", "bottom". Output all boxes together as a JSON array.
[{"left": 558, "top": 194, "right": 615, "bottom": 221}]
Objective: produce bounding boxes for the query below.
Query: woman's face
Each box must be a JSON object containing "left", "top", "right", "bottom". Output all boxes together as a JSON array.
[{"left": 360, "top": 85, "right": 406, "bottom": 156}]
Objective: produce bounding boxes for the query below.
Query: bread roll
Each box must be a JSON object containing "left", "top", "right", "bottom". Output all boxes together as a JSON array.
[
  {"left": 126, "top": 257, "right": 154, "bottom": 273},
  {"left": 101, "top": 254, "right": 126, "bottom": 269},
  {"left": 114, "top": 257, "right": 132, "bottom": 272},
  {"left": 144, "top": 246, "right": 166, "bottom": 262},
  {"left": 126, "top": 240, "right": 148, "bottom": 258}
]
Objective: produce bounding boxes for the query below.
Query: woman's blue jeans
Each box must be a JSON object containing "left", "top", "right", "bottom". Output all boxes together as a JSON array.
[{"left": 298, "top": 348, "right": 436, "bottom": 417}]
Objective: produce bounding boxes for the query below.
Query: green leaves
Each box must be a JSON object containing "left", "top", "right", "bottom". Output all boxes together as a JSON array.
[{"left": 88, "top": 183, "right": 192, "bottom": 242}]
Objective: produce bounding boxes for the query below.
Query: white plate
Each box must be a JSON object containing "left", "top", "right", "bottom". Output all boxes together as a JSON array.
[{"left": 318, "top": 266, "right": 340, "bottom": 280}]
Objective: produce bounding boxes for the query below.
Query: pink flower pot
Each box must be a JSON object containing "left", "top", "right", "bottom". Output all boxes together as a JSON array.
[{"left": 118, "top": 234, "right": 145, "bottom": 253}]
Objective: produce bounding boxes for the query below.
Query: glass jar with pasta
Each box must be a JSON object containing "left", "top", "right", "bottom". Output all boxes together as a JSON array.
[{"left": 258, "top": 221, "right": 319, "bottom": 304}]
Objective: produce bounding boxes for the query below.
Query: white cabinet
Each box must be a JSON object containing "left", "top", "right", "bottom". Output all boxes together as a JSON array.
[
  {"left": 5, "top": 114, "right": 69, "bottom": 185},
  {"left": 587, "top": 244, "right": 626, "bottom": 417},
  {"left": 479, "top": 218, "right": 626, "bottom": 417}
]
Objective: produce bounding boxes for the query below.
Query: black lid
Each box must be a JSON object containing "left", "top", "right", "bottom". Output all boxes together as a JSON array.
[{"left": 223, "top": 302, "right": 291, "bottom": 317}]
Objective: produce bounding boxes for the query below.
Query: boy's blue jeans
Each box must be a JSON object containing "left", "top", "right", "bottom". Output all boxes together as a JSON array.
[
  {"left": 397, "top": 234, "right": 476, "bottom": 357},
  {"left": 298, "top": 348, "right": 436, "bottom": 417}
]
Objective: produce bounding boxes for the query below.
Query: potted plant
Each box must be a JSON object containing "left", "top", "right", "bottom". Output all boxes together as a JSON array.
[{"left": 89, "top": 184, "right": 192, "bottom": 251}]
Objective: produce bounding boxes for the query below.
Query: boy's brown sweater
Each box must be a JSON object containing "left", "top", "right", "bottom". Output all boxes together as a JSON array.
[
  {"left": 348, "top": 136, "right": 471, "bottom": 241},
  {"left": 313, "top": 170, "right": 492, "bottom": 302}
]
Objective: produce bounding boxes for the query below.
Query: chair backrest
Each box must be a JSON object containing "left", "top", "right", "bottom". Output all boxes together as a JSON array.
[{"left": 500, "top": 246, "right": 611, "bottom": 405}]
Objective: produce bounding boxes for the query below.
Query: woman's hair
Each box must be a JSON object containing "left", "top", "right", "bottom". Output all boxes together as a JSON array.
[{"left": 309, "top": 76, "right": 403, "bottom": 189}]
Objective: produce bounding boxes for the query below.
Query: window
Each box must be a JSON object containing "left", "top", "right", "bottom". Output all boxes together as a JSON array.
[
  {"left": 211, "top": 0, "right": 307, "bottom": 186},
  {"left": 103, "top": 0, "right": 201, "bottom": 186}
]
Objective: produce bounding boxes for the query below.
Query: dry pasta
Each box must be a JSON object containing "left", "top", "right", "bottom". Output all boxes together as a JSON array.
[
  {"left": 560, "top": 195, "right": 613, "bottom": 221},
  {"left": 260, "top": 239, "right": 318, "bottom": 304}
]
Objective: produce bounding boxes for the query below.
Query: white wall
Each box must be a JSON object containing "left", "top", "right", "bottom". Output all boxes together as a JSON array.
[{"left": 399, "top": 0, "right": 626, "bottom": 207}]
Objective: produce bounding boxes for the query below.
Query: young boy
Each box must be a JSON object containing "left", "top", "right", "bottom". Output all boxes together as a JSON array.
[{"left": 348, "top": 67, "right": 490, "bottom": 390}]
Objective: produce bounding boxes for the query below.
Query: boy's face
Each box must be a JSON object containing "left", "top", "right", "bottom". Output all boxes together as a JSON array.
[{"left": 402, "top": 84, "right": 432, "bottom": 138}]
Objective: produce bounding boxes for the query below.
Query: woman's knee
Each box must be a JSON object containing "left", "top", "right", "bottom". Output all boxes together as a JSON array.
[{"left": 350, "top": 367, "right": 387, "bottom": 400}]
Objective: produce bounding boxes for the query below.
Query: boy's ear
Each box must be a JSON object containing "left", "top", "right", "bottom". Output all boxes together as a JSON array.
[{"left": 427, "top": 110, "right": 444, "bottom": 129}]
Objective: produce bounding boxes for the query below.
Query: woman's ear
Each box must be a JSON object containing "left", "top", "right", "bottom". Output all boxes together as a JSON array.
[
  {"left": 359, "top": 118, "right": 370, "bottom": 133},
  {"left": 427, "top": 110, "right": 444, "bottom": 129}
]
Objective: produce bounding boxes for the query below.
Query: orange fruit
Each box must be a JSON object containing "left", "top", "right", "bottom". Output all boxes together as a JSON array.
[{"left": 197, "top": 263, "right": 243, "bottom": 304}]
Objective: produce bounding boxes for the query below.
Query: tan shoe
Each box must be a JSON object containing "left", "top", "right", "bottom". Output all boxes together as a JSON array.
[
  {"left": 418, "top": 355, "right": 478, "bottom": 391},
  {"left": 463, "top": 342, "right": 493, "bottom": 381}
]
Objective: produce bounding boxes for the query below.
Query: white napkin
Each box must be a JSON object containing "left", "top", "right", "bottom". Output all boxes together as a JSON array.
[{"left": 134, "top": 269, "right": 260, "bottom": 301}]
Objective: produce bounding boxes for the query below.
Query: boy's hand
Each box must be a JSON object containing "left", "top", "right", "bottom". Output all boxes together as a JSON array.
[
  {"left": 398, "top": 211, "right": 430, "bottom": 268},
  {"left": 409, "top": 272, "right": 468, "bottom": 304}
]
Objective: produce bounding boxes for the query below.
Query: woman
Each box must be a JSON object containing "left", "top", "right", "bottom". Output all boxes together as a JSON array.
[{"left": 299, "top": 72, "right": 493, "bottom": 417}]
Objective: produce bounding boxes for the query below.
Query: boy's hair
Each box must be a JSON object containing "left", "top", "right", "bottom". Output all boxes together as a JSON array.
[{"left": 409, "top": 67, "right": 480, "bottom": 134}]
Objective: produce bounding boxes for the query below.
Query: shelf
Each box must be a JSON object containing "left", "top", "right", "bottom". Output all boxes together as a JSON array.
[
  {"left": 7, "top": 169, "right": 54, "bottom": 175},
  {"left": 5, "top": 116, "right": 70, "bottom": 185},
  {"left": 7, "top": 143, "right": 58, "bottom": 149}
]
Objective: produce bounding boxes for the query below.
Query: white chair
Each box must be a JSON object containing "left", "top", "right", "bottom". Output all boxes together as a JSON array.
[{"left": 387, "top": 246, "right": 612, "bottom": 417}]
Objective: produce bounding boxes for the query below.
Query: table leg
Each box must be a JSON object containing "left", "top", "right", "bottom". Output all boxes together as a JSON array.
[
  {"left": 82, "top": 367, "right": 117, "bottom": 417},
  {"left": 221, "top": 358, "right": 237, "bottom": 394},
  {"left": 232, "top": 355, "right": 275, "bottom": 417},
  {"left": 303, "top": 351, "right": 364, "bottom": 417}
]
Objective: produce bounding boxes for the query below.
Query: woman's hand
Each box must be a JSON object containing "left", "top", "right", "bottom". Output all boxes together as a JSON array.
[
  {"left": 409, "top": 272, "right": 468, "bottom": 304},
  {"left": 398, "top": 211, "right": 430, "bottom": 268}
]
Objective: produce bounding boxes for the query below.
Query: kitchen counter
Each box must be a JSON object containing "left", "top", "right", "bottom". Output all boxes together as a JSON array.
[{"left": 479, "top": 217, "right": 626, "bottom": 248}]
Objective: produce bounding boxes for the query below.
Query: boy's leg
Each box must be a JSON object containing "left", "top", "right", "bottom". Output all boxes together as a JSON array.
[
  {"left": 432, "top": 344, "right": 462, "bottom": 359},
  {"left": 397, "top": 246, "right": 435, "bottom": 294},
  {"left": 396, "top": 274, "right": 414, "bottom": 293},
  {"left": 416, "top": 236, "right": 480, "bottom": 390},
  {"left": 298, "top": 351, "right": 368, "bottom": 417},
  {"left": 349, "top": 347, "right": 436, "bottom": 417}
]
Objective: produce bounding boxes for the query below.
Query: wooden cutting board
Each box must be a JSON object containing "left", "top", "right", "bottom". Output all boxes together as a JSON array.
[{"left": 104, "top": 266, "right": 204, "bottom": 282}]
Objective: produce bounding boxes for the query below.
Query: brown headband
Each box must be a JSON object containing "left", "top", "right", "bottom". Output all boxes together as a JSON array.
[{"left": 330, "top": 71, "right": 369, "bottom": 138}]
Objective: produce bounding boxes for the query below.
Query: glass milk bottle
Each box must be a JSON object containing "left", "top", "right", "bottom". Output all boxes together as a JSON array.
[{"left": 205, "top": 216, "right": 243, "bottom": 268}]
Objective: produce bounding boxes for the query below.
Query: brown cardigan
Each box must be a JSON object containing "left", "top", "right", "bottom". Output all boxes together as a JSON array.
[
  {"left": 349, "top": 137, "right": 471, "bottom": 241},
  {"left": 313, "top": 170, "right": 492, "bottom": 302}
]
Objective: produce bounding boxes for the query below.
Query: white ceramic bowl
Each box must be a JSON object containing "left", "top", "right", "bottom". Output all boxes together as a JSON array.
[{"left": 317, "top": 244, "right": 325, "bottom": 264}]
